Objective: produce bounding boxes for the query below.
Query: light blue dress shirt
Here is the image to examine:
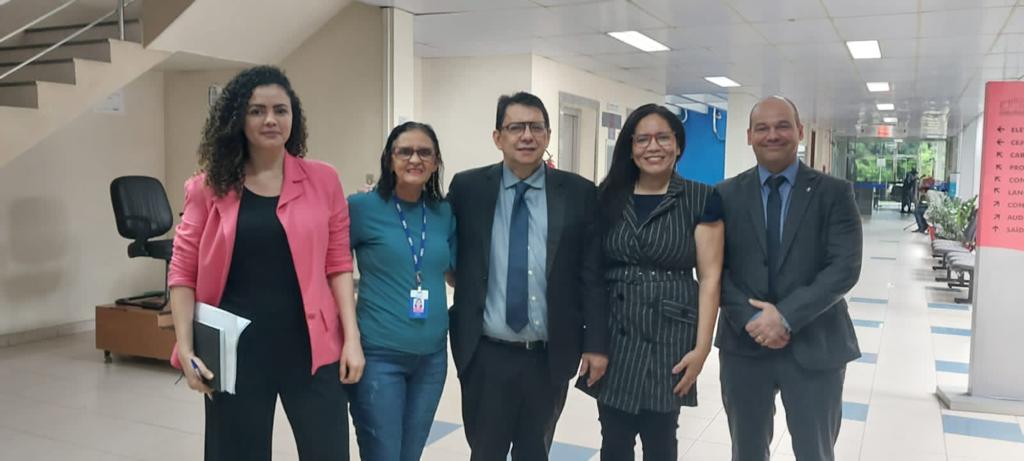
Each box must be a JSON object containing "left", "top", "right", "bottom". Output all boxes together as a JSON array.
[
  {"left": 757, "top": 159, "right": 800, "bottom": 240},
  {"left": 483, "top": 163, "right": 549, "bottom": 342}
]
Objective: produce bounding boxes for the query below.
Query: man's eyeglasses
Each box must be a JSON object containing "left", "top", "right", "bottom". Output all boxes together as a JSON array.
[
  {"left": 502, "top": 122, "right": 549, "bottom": 137},
  {"left": 393, "top": 147, "right": 436, "bottom": 162},
  {"left": 633, "top": 132, "right": 675, "bottom": 150}
]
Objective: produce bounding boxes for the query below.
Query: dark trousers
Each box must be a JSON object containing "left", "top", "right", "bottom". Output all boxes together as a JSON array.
[
  {"left": 204, "top": 325, "right": 349, "bottom": 461},
  {"left": 598, "top": 403, "right": 679, "bottom": 461},
  {"left": 720, "top": 350, "right": 845, "bottom": 461},
  {"left": 914, "top": 204, "right": 929, "bottom": 232},
  {"left": 460, "top": 339, "right": 569, "bottom": 461}
]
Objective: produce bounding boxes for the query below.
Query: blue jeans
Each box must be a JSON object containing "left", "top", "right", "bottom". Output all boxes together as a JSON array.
[{"left": 348, "top": 344, "right": 448, "bottom": 461}]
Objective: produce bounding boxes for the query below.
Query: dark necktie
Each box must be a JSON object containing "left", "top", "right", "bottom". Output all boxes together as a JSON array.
[
  {"left": 506, "top": 181, "right": 530, "bottom": 332},
  {"left": 766, "top": 175, "right": 787, "bottom": 301}
]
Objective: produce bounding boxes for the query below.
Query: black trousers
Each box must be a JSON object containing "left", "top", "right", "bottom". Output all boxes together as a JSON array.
[
  {"left": 598, "top": 403, "right": 679, "bottom": 461},
  {"left": 203, "top": 318, "right": 349, "bottom": 461},
  {"left": 460, "top": 339, "right": 569, "bottom": 461},
  {"left": 720, "top": 350, "right": 845, "bottom": 461}
]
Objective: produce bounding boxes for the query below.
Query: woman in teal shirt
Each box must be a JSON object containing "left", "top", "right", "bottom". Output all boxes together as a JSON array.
[{"left": 347, "top": 121, "right": 455, "bottom": 461}]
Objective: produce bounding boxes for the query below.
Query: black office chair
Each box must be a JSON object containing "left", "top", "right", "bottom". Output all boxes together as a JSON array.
[{"left": 109, "top": 176, "right": 174, "bottom": 310}]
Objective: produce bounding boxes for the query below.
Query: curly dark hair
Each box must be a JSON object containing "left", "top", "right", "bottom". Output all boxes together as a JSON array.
[
  {"left": 376, "top": 121, "right": 445, "bottom": 207},
  {"left": 197, "top": 65, "right": 308, "bottom": 197}
]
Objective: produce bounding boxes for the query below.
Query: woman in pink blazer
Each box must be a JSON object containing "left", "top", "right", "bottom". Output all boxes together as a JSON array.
[{"left": 167, "top": 66, "right": 363, "bottom": 461}]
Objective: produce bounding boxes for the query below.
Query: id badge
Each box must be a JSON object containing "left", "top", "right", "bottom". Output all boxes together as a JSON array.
[{"left": 409, "top": 289, "right": 429, "bottom": 319}]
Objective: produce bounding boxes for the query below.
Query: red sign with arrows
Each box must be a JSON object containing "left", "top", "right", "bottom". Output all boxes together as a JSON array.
[{"left": 977, "top": 81, "right": 1024, "bottom": 251}]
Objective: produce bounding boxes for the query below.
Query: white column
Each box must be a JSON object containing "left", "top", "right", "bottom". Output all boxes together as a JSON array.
[
  {"left": 382, "top": 7, "right": 414, "bottom": 135},
  {"left": 723, "top": 91, "right": 758, "bottom": 178}
]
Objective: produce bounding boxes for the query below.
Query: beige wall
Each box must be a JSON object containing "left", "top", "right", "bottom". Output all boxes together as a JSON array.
[
  {"left": 418, "top": 54, "right": 533, "bottom": 186},
  {"left": 530, "top": 55, "right": 662, "bottom": 183},
  {"left": 164, "top": 1, "right": 385, "bottom": 210},
  {"left": 162, "top": 69, "right": 241, "bottom": 213},
  {"left": 280, "top": 1, "right": 383, "bottom": 194},
  {"left": 0, "top": 71, "right": 165, "bottom": 335}
]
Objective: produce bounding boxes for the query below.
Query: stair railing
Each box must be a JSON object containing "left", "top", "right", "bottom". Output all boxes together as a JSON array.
[{"left": 0, "top": 0, "right": 135, "bottom": 82}]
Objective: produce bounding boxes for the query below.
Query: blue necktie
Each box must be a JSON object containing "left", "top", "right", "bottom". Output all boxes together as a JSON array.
[
  {"left": 766, "top": 175, "right": 787, "bottom": 301},
  {"left": 506, "top": 181, "right": 530, "bottom": 332}
]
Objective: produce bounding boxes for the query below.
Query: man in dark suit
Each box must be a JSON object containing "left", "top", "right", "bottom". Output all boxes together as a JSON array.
[
  {"left": 447, "top": 91, "right": 609, "bottom": 460},
  {"left": 715, "top": 96, "right": 863, "bottom": 461}
]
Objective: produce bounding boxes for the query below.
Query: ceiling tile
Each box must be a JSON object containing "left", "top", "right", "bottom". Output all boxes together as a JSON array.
[
  {"left": 917, "top": 35, "right": 999, "bottom": 56},
  {"left": 856, "top": 58, "right": 918, "bottom": 81},
  {"left": 538, "top": 33, "right": 638, "bottom": 54},
  {"left": 550, "top": 54, "right": 622, "bottom": 73},
  {"left": 833, "top": 14, "right": 918, "bottom": 40},
  {"left": 992, "top": 34, "right": 1024, "bottom": 53},
  {"left": 919, "top": 0, "right": 1017, "bottom": 12},
  {"left": 1002, "top": 8, "right": 1024, "bottom": 34},
  {"left": 640, "top": 23, "right": 766, "bottom": 50},
  {"left": 750, "top": 18, "right": 840, "bottom": 45},
  {"left": 877, "top": 39, "right": 917, "bottom": 59},
  {"left": 821, "top": 0, "right": 918, "bottom": 18},
  {"left": 362, "top": 0, "right": 537, "bottom": 14},
  {"left": 919, "top": 8, "right": 1013, "bottom": 38},
  {"left": 545, "top": 1, "right": 668, "bottom": 32},
  {"left": 630, "top": 0, "right": 744, "bottom": 27},
  {"left": 726, "top": 0, "right": 828, "bottom": 22},
  {"left": 414, "top": 8, "right": 595, "bottom": 44},
  {"left": 591, "top": 51, "right": 665, "bottom": 68}
]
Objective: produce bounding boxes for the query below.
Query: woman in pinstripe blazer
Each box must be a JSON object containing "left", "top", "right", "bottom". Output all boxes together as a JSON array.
[{"left": 579, "top": 104, "right": 724, "bottom": 460}]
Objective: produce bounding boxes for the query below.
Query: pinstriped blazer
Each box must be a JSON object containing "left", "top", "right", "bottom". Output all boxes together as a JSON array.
[{"left": 579, "top": 174, "right": 719, "bottom": 413}]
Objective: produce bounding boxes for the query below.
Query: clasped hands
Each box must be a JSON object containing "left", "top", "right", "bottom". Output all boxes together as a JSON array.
[{"left": 745, "top": 299, "right": 790, "bottom": 349}]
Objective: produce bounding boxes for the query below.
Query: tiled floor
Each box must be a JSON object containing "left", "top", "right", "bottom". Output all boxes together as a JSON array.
[{"left": 2, "top": 209, "right": 1023, "bottom": 460}]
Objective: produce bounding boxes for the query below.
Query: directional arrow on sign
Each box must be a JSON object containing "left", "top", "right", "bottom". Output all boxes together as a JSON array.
[
  {"left": 996, "top": 176, "right": 1002, "bottom": 182},
  {"left": 997, "top": 126, "right": 1006, "bottom": 133},
  {"left": 995, "top": 187, "right": 1001, "bottom": 194},
  {"left": 993, "top": 225, "right": 1000, "bottom": 232},
  {"left": 997, "top": 152, "right": 1004, "bottom": 158},
  {"left": 997, "top": 164, "right": 1004, "bottom": 170},
  {"left": 994, "top": 201, "right": 1001, "bottom": 207},
  {"left": 995, "top": 214, "right": 1001, "bottom": 220},
  {"left": 997, "top": 139, "right": 1005, "bottom": 146}
]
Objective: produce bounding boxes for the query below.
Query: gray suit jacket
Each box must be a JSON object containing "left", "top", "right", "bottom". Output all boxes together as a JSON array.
[{"left": 714, "top": 162, "right": 862, "bottom": 370}]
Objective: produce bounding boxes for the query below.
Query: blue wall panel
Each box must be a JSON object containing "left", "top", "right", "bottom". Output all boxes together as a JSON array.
[{"left": 677, "top": 109, "right": 727, "bottom": 185}]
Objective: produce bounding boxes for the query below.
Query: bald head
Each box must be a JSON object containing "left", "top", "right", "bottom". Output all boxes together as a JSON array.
[{"left": 749, "top": 96, "right": 801, "bottom": 129}]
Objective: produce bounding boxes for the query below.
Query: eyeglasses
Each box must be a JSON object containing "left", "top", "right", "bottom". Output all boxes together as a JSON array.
[
  {"left": 633, "top": 132, "right": 675, "bottom": 150},
  {"left": 502, "top": 122, "right": 549, "bottom": 137},
  {"left": 393, "top": 147, "right": 436, "bottom": 162}
]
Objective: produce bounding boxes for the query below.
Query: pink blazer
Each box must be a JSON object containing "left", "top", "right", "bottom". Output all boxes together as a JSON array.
[{"left": 168, "top": 153, "right": 354, "bottom": 374}]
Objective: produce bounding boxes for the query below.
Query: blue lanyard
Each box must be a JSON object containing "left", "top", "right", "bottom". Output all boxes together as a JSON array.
[{"left": 394, "top": 197, "right": 427, "bottom": 289}]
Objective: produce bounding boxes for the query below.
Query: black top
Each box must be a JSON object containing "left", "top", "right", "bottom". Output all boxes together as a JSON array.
[
  {"left": 220, "top": 188, "right": 306, "bottom": 340},
  {"left": 633, "top": 189, "right": 722, "bottom": 225}
]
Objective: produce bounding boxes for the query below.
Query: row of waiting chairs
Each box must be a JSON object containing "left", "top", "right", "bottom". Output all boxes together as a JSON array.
[{"left": 930, "top": 212, "right": 976, "bottom": 304}]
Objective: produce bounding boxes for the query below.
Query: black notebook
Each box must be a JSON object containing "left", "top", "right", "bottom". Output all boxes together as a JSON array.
[{"left": 192, "top": 320, "right": 225, "bottom": 392}]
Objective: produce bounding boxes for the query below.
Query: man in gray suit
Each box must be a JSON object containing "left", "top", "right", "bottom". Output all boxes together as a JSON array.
[{"left": 715, "top": 96, "right": 863, "bottom": 461}]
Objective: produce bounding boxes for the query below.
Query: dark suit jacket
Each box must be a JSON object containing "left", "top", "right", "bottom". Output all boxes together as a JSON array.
[
  {"left": 447, "top": 163, "right": 608, "bottom": 384},
  {"left": 715, "top": 162, "right": 862, "bottom": 370}
]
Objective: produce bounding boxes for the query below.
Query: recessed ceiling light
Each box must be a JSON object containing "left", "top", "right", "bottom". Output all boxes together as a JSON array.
[
  {"left": 847, "top": 40, "right": 882, "bottom": 59},
  {"left": 883, "top": 116, "right": 898, "bottom": 123},
  {"left": 607, "top": 31, "right": 670, "bottom": 52},
  {"left": 704, "top": 76, "right": 741, "bottom": 88},
  {"left": 877, "top": 103, "right": 895, "bottom": 111},
  {"left": 867, "top": 81, "right": 890, "bottom": 92}
]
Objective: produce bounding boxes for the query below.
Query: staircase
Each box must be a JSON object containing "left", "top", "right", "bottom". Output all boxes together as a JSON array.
[{"left": 0, "top": 1, "right": 170, "bottom": 167}]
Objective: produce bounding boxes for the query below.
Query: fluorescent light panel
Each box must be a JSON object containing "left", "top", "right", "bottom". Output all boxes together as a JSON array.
[
  {"left": 704, "top": 76, "right": 741, "bottom": 88},
  {"left": 847, "top": 40, "right": 882, "bottom": 59},
  {"left": 883, "top": 116, "right": 898, "bottom": 123},
  {"left": 867, "top": 81, "right": 890, "bottom": 92},
  {"left": 607, "top": 31, "right": 670, "bottom": 52},
  {"left": 877, "top": 103, "right": 895, "bottom": 111}
]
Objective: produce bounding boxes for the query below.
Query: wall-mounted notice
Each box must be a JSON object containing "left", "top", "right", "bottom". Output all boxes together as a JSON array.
[{"left": 977, "top": 81, "right": 1024, "bottom": 252}]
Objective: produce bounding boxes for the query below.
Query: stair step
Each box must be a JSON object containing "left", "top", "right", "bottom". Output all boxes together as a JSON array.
[
  {"left": 19, "top": 20, "right": 142, "bottom": 46},
  {"left": 0, "top": 59, "right": 77, "bottom": 84},
  {"left": 25, "top": 18, "right": 140, "bottom": 33},
  {"left": 0, "top": 81, "right": 39, "bottom": 108},
  {"left": 0, "top": 39, "right": 112, "bottom": 64}
]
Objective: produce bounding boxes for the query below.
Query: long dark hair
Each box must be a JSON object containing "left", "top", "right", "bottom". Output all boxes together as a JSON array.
[
  {"left": 375, "top": 121, "right": 445, "bottom": 207},
  {"left": 597, "top": 103, "right": 686, "bottom": 227},
  {"left": 197, "top": 65, "right": 308, "bottom": 197}
]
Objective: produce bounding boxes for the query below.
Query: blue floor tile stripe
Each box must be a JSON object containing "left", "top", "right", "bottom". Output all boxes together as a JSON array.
[
  {"left": 857, "top": 352, "right": 878, "bottom": 364},
  {"left": 426, "top": 420, "right": 461, "bottom": 446},
  {"left": 928, "top": 302, "right": 971, "bottom": 311},
  {"left": 935, "top": 360, "right": 970, "bottom": 374},
  {"left": 931, "top": 326, "right": 972, "bottom": 337},
  {"left": 942, "top": 414, "right": 1024, "bottom": 443},
  {"left": 853, "top": 319, "right": 883, "bottom": 328},
  {"left": 842, "top": 402, "right": 869, "bottom": 421},
  {"left": 870, "top": 256, "right": 897, "bottom": 261},
  {"left": 850, "top": 297, "right": 888, "bottom": 305},
  {"left": 507, "top": 442, "right": 597, "bottom": 461}
]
